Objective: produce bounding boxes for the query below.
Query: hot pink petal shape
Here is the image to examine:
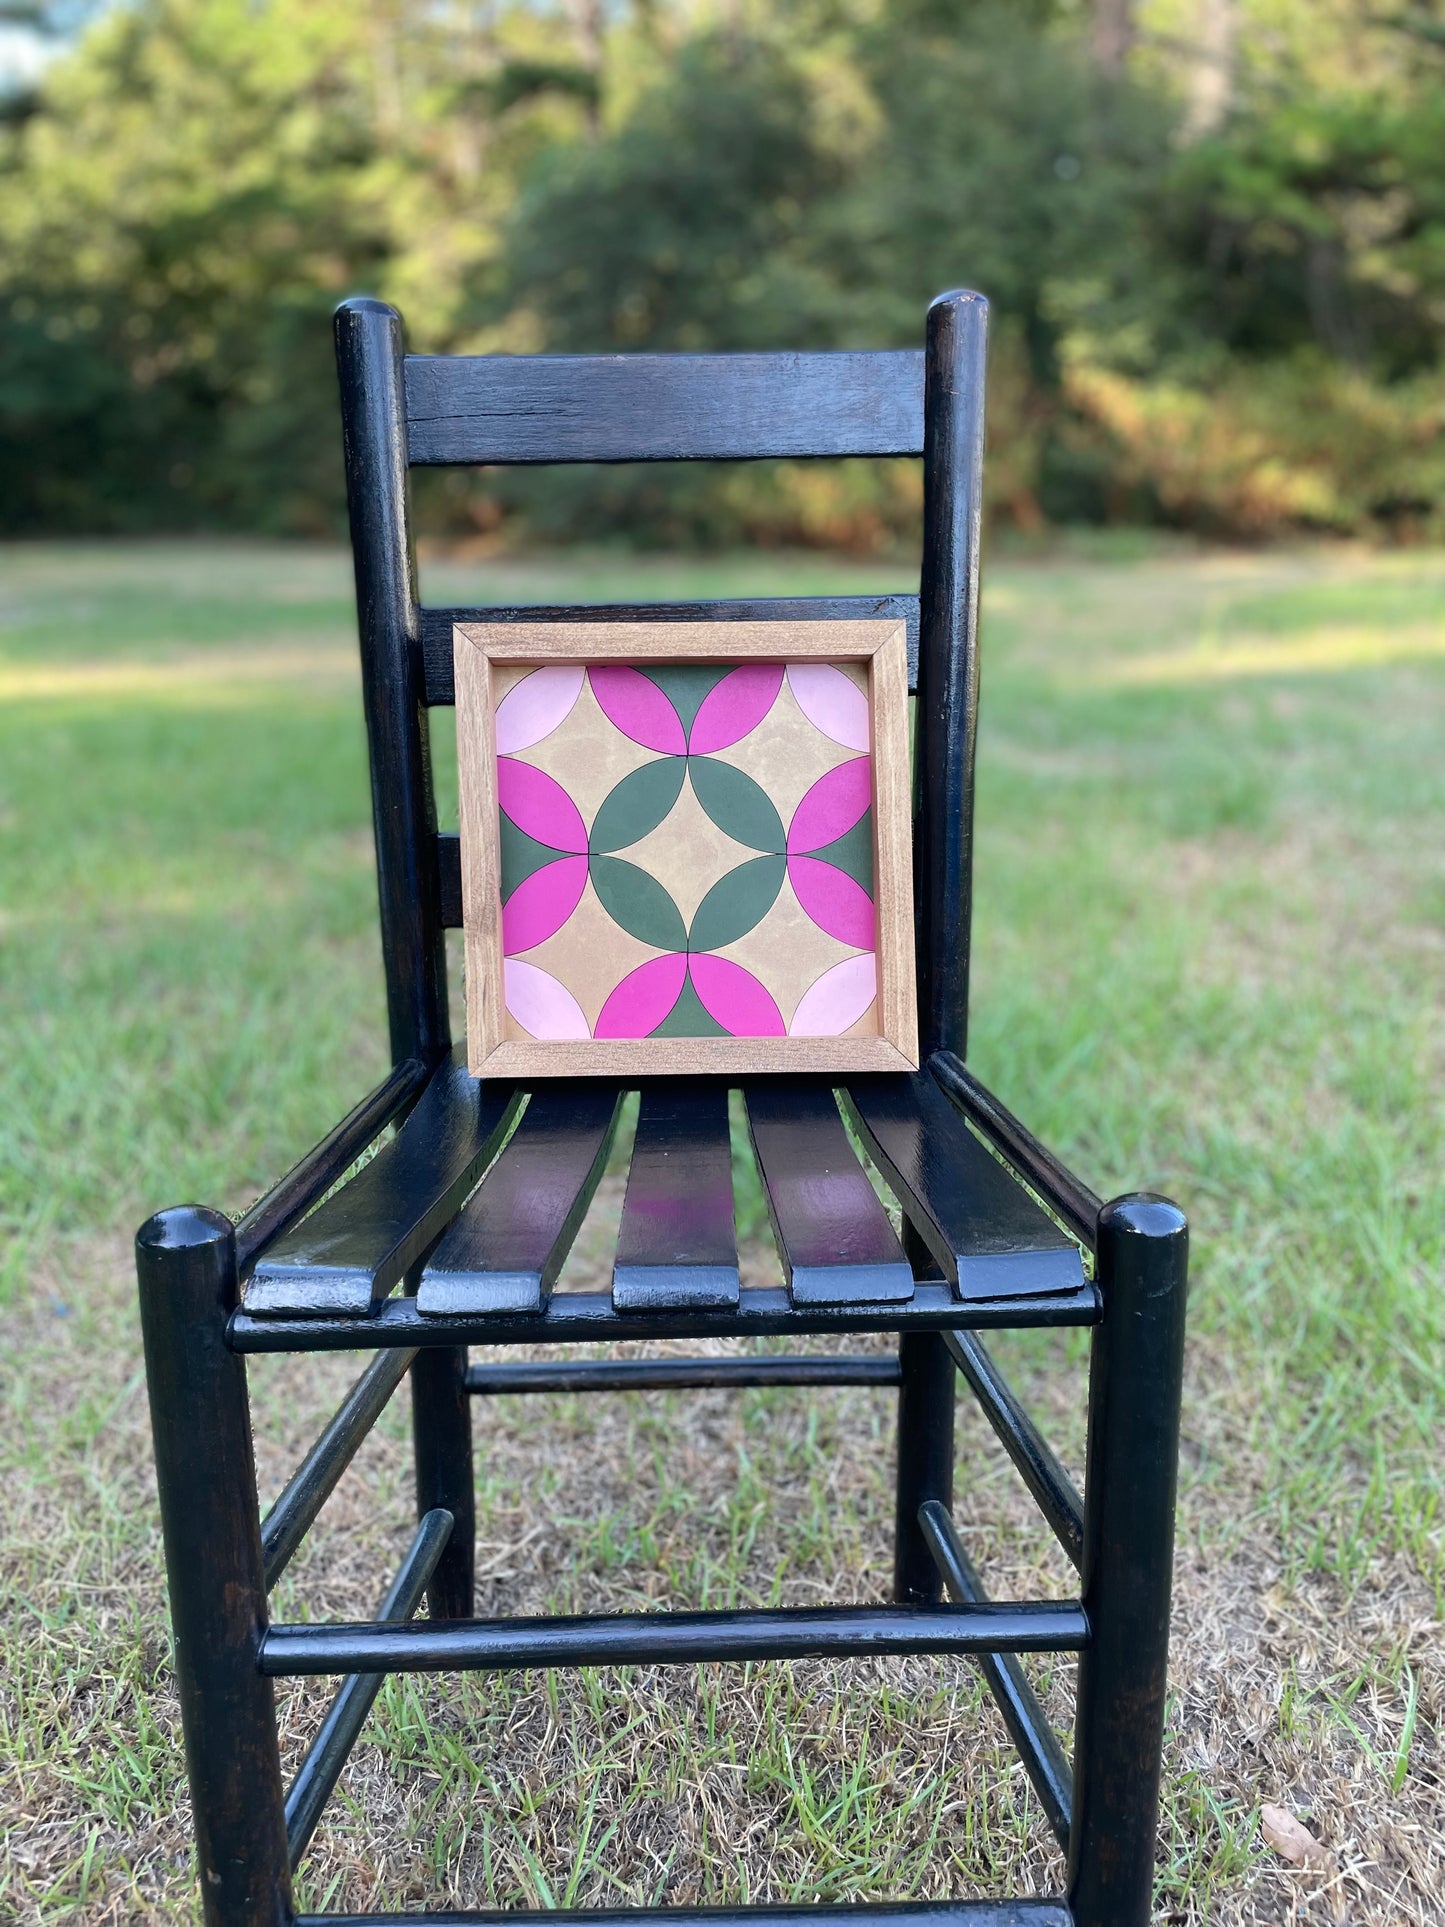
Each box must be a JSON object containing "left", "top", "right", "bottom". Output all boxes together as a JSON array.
[
  {"left": 789, "top": 856, "right": 876, "bottom": 948},
  {"left": 504, "top": 959, "right": 590, "bottom": 1040},
  {"left": 588, "top": 666, "right": 687, "bottom": 754},
  {"left": 688, "top": 664, "right": 785, "bottom": 753},
  {"left": 502, "top": 855, "right": 588, "bottom": 956},
  {"left": 787, "top": 757, "right": 872, "bottom": 853},
  {"left": 594, "top": 953, "right": 688, "bottom": 1038},
  {"left": 789, "top": 953, "right": 877, "bottom": 1036},
  {"left": 494, "top": 665, "right": 585, "bottom": 753},
  {"left": 787, "top": 662, "right": 871, "bottom": 751},
  {"left": 689, "top": 955, "right": 786, "bottom": 1037},
  {"left": 497, "top": 756, "right": 587, "bottom": 853}
]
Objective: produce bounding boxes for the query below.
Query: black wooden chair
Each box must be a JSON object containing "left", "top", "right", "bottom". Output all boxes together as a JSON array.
[{"left": 136, "top": 290, "right": 1188, "bottom": 1927}]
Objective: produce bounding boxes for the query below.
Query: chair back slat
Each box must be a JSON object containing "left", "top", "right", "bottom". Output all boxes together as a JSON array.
[
  {"left": 419, "top": 594, "right": 921, "bottom": 704},
  {"left": 404, "top": 351, "right": 924, "bottom": 465}
]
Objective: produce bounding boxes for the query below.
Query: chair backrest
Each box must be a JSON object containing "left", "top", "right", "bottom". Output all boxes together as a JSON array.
[{"left": 334, "top": 292, "right": 989, "bottom": 1078}]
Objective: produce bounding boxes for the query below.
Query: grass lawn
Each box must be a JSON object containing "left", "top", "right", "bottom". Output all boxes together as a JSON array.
[{"left": 1, "top": 538, "right": 1441, "bottom": 1924}]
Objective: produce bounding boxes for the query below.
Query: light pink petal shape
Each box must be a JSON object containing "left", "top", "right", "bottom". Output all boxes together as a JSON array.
[
  {"left": 497, "top": 756, "right": 587, "bottom": 853},
  {"left": 688, "top": 955, "right": 786, "bottom": 1037},
  {"left": 789, "top": 954, "right": 877, "bottom": 1036},
  {"left": 688, "top": 664, "right": 785, "bottom": 754},
  {"left": 502, "top": 855, "right": 588, "bottom": 956},
  {"left": 787, "top": 757, "right": 872, "bottom": 853},
  {"left": 788, "top": 856, "right": 876, "bottom": 948},
  {"left": 594, "top": 953, "right": 688, "bottom": 1038},
  {"left": 787, "top": 662, "right": 871, "bottom": 751},
  {"left": 504, "top": 959, "right": 590, "bottom": 1040},
  {"left": 494, "top": 665, "right": 585, "bottom": 753},
  {"left": 587, "top": 666, "right": 686, "bottom": 754}
]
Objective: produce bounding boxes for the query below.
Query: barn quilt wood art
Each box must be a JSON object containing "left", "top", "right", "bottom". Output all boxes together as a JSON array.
[{"left": 454, "top": 620, "right": 918, "bottom": 1077}]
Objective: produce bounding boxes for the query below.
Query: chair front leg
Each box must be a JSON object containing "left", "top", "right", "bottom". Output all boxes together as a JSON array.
[
  {"left": 1068, "top": 1194, "right": 1189, "bottom": 1927},
  {"left": 411, "top": 1341, "right": 475, "bottom": 1617},
  {"left": 137, "top": 1208, "right": 292, "bottom": 1927}
]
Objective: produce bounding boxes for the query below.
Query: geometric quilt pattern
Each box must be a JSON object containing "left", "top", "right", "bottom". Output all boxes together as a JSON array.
[{"left": 492, "top": 659, "right": 881, "bottom": 1041}]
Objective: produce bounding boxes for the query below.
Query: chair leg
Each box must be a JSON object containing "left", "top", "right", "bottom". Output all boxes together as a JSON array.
[
  {"left": 136, "top": 1207, "right": 292, "bottom": 1927},
  {"left": 1068, "top": 1194, "right": 1189, "bottom": 1927},
  {"left": 893, "top": 1335, "right": 956, "bottom": 1604},
  {"left": 410, "top": 1343, "right": 475, "bottom": 1617}
]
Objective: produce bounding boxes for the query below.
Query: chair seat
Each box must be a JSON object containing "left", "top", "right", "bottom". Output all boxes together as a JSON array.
[{"left": 240, "top": 1049, "right": 1088, "bottom": 1331}]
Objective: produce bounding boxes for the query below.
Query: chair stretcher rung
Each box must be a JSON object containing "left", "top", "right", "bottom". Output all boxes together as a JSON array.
[
  {"left": 295, "top": 1902, "right": 1071, "bottom": 1927},
  {"left": 260, "top": 1600, "right": 1088, "bottom": 1678},
  {"left": 465, "top": 1355, "right": 901, "bottom": 1394},
  {"left": 943, "top": 1330, "right": 1084, "bottom": 1572},
  {"left": 919, "top": 1501, "right": 1073, "bottom": 1850},
  {"left": 284, "top": 1509, "right": 453, "bottom": 1866}
]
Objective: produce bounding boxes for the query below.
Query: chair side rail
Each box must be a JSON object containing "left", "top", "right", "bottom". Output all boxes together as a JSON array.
[{"left": 928, "top": 1052, "right": 1102, "bottom": 1253}]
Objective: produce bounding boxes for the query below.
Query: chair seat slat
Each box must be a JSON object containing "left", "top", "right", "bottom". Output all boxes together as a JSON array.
[
  {"left": 613, "top": 1085, "right": 739, "bottom": 1311},
  {"left": 744, "top": 1083, "right": 913, "bottom": 1305},
  {"left": 843, "top": 1075, "right": 1085, "bottom": 1301},
  {"left": 244, "top": 1050, "right": 521, "bottom": 1319},
  {"left": 416, "top": 1085, "right": 623, "bottom": 1317}
]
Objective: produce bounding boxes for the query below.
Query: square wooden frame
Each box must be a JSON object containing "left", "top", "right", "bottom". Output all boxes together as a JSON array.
[{"left": 454, "top": 619, "right": 918, "bottom": 1078}]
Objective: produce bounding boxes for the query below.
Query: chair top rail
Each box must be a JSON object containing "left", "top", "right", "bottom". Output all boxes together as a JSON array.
[{"left": 404, "top": 350, "right": 925, "bottom": 465}]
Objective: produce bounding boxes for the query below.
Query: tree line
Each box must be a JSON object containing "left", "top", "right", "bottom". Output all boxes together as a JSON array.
[{"left": 2, "top": 0, "right": 1443, "bottom": 546}]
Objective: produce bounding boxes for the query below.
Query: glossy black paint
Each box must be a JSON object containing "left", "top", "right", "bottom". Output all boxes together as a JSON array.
[
  {"left": 295, "top": 1903, "right": 1071, "bottom": 1927},
  {"left": 919, "top": 1501, "right": 1072, "bottom": 1851},
  {"left": 230, "top": 1278, "right": 1101, "bottom": 1355},
  {"left": 244, "top": 1050, "right": 521, "bottom": 1317},
  {"left": 892, "top": 1324, "right": 955, "bottom": 1605},
  {"left": 466, "top": 1355, "right": 902, "bottom": 1394},
  {"left": 136, "top": 1208, "right": 291, "bottom": 1927},
  {"left": 137, "top": 294, "right": 1190, "bottom": 1926},
  {"left": 1069, "top": 1197, "right": 1189, "bottom": 1927},
  {"left": 929, "top": 1053, "right": 1101, "bottom": 1254},
  {"left": 404, "top": 351, "right": 924, "bottom": 465},
  {"left": 261, "top": 1599, "right": 1089, "bottom": 1678},
  {"left": 418, "top": 1084, "right": 623, "bottom": 1315},
  {"left": 235, "top": 1057, "right": 428, "bottom": 1277},
  {"left": 411, "top": 1343, "right": 475, "bottom": 1619},
  {"left": 285, "top": 1507, "right": 453, "bottom": 1866},
  {"left": 421, "top": 596, "right": 921, "bottom": 708},
  {"left": 744, "top": 1084, "right": 913, "bottom": 1305},
  {"left": 613, "top": 1084, "right": 739, "bottom": 1311},
  {"left": 846, "top": 1075, "right": 1085, "bottom": 1300},
  {"left": 261, "top": 1347, "right": 418, "bottom": 1591},
  {"left": 914, "top": 293, "right": 988, "bottom": 1061},
  {"left": 942, "top": 1330, "right": 1083, "bottom": 1573},
  {"left": 335, "top": 297, "right": 449, "bottom": 1068}
]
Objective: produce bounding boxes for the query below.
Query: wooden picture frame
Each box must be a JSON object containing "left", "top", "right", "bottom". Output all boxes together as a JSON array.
[{"left": 454, "top": 619, "right": 918, "bottom": 1078}]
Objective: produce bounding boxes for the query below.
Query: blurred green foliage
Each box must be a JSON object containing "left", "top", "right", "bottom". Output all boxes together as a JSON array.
[{"left": 3, "top": 0, "right": 1445, "bottom": 542}]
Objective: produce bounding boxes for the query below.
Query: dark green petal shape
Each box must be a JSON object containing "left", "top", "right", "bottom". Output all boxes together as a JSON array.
[
  {"left": 500, "top": 813, "right": 571, "bottom": 899},
  {"left": 589, "top": 854, "right": 687, "bottom": 951},
  {"left": 809, "top": 809, "right": 874, "bottom": 893},
  {"left": 588, "top": 756, "right": 687, "bottom": 854},
  {"left": 650, "top": 967, "right": 728, "bottom": 1036},
  {"left": 639, "top": 664, "right": 729, "bottom": 736},
  {"left": 688, "top": 854, "right": 785, "bottom": 953},
  {"left": 688, "top": 757, "right": 784, "bottom": 853}
]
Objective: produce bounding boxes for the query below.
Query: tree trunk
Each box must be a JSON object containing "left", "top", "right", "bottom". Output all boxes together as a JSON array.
[
  {"left": 1183, "top": 0, "right": 1237, "bottom": 139},
  {"left": 1090, "top": 0, "right": 1134, "bottom": 79}
]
